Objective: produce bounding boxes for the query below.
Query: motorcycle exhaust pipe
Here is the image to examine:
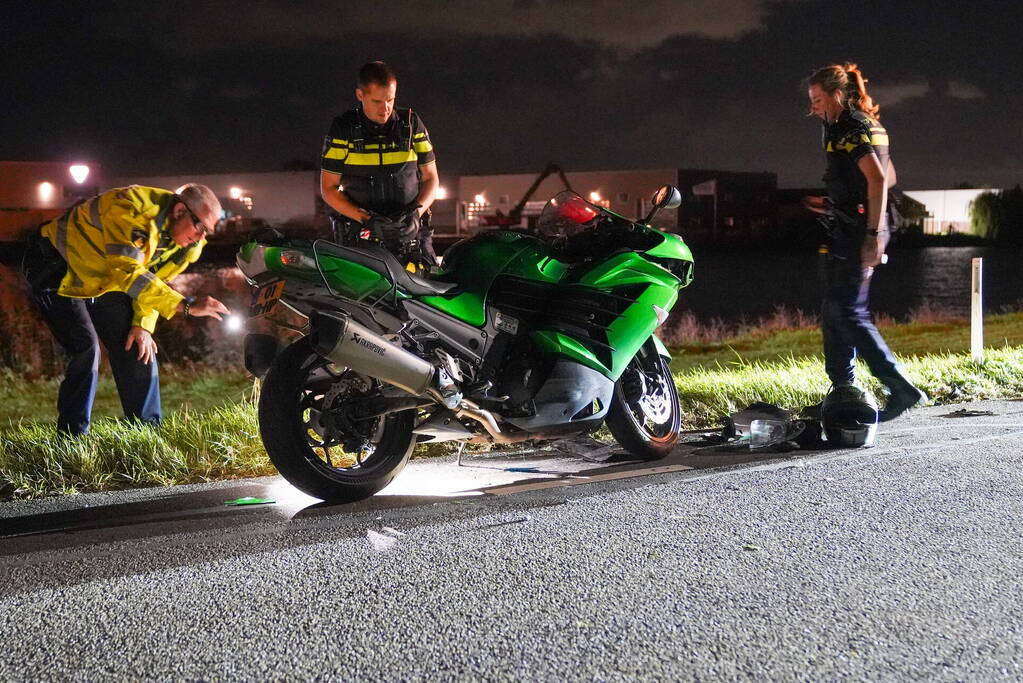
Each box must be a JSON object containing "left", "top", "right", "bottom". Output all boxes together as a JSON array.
[{"left": 311, "top": 311, "right": 435, "bottom": 396}]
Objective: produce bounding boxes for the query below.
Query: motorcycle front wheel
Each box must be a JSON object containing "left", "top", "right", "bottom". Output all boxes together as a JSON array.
[
  {"left": 258, "top": 337, "right": 416, "bottom": 503},
  {"left": 605, "top": 342, "right": 681, "bottom": 460}
]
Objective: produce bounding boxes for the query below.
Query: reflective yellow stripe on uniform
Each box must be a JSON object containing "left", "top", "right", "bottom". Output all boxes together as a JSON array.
[
  {"left": 106, "top": 244, "right": 144, "bottom": 261},
  {"left": 73, "top": 203, "right": 103, "bottom": 257},
  {"left": 324, "top": 137, "right": 349, "bottom": 161},
  {"left": 126, "top": 271, "right": 158, "bottom": 299},
  {"left": 55, "top": 212, "right": 70, "bottom": 260},
  {"left": 870, "top": 134, "right": 889, "bottom": 146},
  {"left": 344, "top": 150, "right": 419, "bottom": 165},
  {"left": 413, "top": 140, "right": 433, "bottom": 154}
]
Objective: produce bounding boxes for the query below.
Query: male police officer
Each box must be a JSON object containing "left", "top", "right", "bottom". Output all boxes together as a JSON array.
[
  {"left": 21, "top": 183, "right": 231, "bottom": 435},
  {"left": 319, "top": 61, "right": 440, "bottom": 267}
]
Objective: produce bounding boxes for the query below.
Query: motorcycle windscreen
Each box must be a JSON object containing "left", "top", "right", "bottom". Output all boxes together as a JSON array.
[{"left": 536, "top": 191, "right": 600, "bottom": 241}]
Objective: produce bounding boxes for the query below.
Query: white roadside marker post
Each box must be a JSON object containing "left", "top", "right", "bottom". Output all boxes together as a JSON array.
[{"left": 971, "top": 257, "right": 983, "bottom": 363}]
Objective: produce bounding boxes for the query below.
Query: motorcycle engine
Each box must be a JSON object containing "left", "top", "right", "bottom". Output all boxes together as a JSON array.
[{"left": 492, "top": 339, "right": 550, "bottom": 416}]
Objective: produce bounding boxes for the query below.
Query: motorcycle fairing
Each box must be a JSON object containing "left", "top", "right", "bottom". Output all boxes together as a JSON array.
[{"left": 503, "top": 359, "right": 614, "bottom": 433}]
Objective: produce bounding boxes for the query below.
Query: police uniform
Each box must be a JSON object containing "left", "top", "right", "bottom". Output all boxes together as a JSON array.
[
  {"left": 21, "top": 185, "right": 205, "bottom": 434},
  {"left": 818, "top": 110, "right": 912, "bottom": 394},
  {"left": 320, "top": 107, "right": 437, "bottom": 262},
  {"left": 822, "top": 109, "right": 891, "bottom": 257}
]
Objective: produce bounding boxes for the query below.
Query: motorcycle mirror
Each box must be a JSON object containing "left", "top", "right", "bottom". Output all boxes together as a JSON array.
[{"left": 643, "top": 185, "right": 683, "bottom": 223}]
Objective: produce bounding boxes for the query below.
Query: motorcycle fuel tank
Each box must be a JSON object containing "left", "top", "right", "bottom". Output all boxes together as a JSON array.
[{"left": 423, "top": 231, "right": 569, "bottom": 326}]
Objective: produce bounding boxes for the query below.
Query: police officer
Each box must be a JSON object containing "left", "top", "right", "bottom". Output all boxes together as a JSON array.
[
  {"left": 21, "top": 183, "right": 231, "bottom": 436},
  {"left": 319, "top": 61, "right": 440, "bottom": 267},
  {"left": 804, "top": 63, "right": 926, "bottom": 422}
]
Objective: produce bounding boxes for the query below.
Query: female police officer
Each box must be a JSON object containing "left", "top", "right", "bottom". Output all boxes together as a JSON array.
[{"left": 804, "top": 63, "right": 926, "bottom": 422}]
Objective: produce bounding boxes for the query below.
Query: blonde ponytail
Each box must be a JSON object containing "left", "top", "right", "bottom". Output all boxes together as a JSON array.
[{"left": 806, "top": 62, "right": 882, "bottom": 118}]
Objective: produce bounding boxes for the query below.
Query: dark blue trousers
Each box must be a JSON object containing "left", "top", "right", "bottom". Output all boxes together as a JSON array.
[
  {"left": 820, "top": 254, "right": 905, "bottom": 388},
  {"left": 21, "top": 233, "right": 161, "bottom": 435}
]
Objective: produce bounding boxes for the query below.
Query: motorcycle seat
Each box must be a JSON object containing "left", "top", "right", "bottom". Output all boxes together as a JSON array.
[{"left": 316, "top": 241, "right": 457, "bottom": 297}]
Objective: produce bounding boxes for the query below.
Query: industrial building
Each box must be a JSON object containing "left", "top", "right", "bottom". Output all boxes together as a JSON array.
[
  {"left": 455, "top": 168, "right": 777, "bottom": 245},
  {"left": 0, "top": 161, "right": 105, "bottom": 243},
  {"left": 111, "top": 170, "right": 459, "bottom": 239},
  {"left": 109, "top": 171, "right": 322, "bottom": 237},
  {"left": 903, "top": 188, "right": 1000, "bottom": 234}
]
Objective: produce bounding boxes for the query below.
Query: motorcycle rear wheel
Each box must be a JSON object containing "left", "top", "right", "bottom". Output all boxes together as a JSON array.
[
  {"left": 606, "top": 343, "right": 681, "bottom": 460},
  {"left": 259, "top": 337, "right": 416, "bottom": 503}
]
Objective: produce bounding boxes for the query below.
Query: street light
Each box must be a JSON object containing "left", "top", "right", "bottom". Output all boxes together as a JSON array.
[
  {"left": 474, "top": 193, "right": 486, "bottom": 205},
  {"left": 229, "top": 186, "right": 243, "bottom": 199},
  {"left": 589, "top": 191, "right": 602, "bottom": 203},
  {"left": 436, "top": 186, "right": 449, "bottom": 200},
  {"left": 69, "top": 164, "right": 90, "bottom": 184},
  {"left": 38, "top": 182, "right": 55, "bottom": 202}
]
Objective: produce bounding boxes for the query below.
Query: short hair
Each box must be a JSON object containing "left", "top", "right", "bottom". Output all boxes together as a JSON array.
[
  {"left": 358, "top": 61, "right": 397, "bottom": 90},
  {"left": 175, "top": 183, "right": 222, "bottom": 222}
]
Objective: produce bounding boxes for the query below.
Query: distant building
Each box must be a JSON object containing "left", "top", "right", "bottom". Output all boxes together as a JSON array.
[
  {"left": 679, "top": 170, "right": 777, "bottom": 244},
  {"left": 903, "top": 188, "right": 1000, "bottom": 234},
  {"left": 109, "top": 171, "right": 322, "bottom": 237},
  {"left": 114, "top": 171, "right": 459, "bottom": 239},
  {"left": 0, "top": 161, "right": 105, "bottom": 242},
  {"left": 456, "top": 168, "right": 776, "bottom": 245}
]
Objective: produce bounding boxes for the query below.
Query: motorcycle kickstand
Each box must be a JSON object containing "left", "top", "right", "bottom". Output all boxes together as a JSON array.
[{"left": 455, "top": 441, "right": 467, "bottom": 467}]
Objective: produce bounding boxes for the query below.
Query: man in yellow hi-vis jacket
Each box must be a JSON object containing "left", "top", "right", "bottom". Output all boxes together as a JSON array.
[{"left": 21, "top": 183, "right": 231, "bottom": 435}]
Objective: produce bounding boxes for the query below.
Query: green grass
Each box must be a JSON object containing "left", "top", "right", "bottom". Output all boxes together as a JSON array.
[
  {"left": 0, "top": 404, "right": 273, "bottom": 500},
  {"left": 669, "top": 311, "right": 1023, "bottom": 372},
  {"left": 0, "top": 367, "right": 256, "bottom": 427},
  {"left": 673, "top": 346, "right": 1023, "bottom": 429},
  {"left": 3, "top": 313, "right": 1023, "bottom": 500}
]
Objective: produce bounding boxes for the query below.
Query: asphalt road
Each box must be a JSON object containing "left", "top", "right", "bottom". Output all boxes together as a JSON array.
[{"left": 3, "top": 399, "right": 1023, "bottom": 681}]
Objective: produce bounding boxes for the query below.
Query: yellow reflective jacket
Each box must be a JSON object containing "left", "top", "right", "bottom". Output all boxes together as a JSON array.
[{"left": 40, "top": 185, "right": 206, "bottom": 332}]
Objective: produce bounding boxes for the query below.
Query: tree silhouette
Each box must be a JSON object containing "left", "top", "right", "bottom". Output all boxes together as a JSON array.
[
  {"left": 969, "top": 185, "right": 1023, "bottom": 245},
  {"left": 969, "top": 191, "right": 1003, "bottom": 240}
]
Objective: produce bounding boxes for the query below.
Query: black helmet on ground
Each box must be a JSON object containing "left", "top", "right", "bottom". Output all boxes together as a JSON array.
[{"left": 822, "top": 384, "right": 878, "bottom": 448}]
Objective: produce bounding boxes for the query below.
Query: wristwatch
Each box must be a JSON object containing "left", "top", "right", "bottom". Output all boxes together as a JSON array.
[{"left": 183, "top": 296, "right": 196, "bottom": 316}]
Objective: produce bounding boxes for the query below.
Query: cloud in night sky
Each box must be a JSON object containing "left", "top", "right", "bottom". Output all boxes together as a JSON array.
[
  {"left": 2, "top": 0, "right": 1021, "bottom": 189},
  {"left": 92, "top": 0, "right": 769, "bottom": 50}
]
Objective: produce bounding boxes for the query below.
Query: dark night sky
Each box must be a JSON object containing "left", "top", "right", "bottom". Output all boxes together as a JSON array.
[{"left": 3, "top": 0, "right": 1021, "bottom": 189}]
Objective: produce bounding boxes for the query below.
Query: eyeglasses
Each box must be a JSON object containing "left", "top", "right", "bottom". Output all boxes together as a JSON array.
[{"left": 184, "top": 205, "right": 210, "bottom": 238}]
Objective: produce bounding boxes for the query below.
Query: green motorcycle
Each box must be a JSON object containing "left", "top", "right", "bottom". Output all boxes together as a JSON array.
[{"left": 236, "top": 185, "right": 694, "bottom": 503}]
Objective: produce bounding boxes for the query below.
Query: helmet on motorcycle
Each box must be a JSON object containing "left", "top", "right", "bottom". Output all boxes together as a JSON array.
[
  {"left": 558, "top": 194, "right": 599, "bottom": 224},
  {"left": 821, "top": 384, "right": 878, "bottom": 447},
  {"left": 537, "top": 191, "right": 599, "bottom": 241}
]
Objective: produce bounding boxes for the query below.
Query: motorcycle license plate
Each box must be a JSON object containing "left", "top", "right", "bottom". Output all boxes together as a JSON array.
[{"left": 249, "top": 280, "right": 285, "bottom": 317}]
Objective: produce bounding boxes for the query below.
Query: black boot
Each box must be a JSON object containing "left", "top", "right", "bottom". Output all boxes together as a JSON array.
[{"left": 878, "top": 376, "right": 927, "bottom": 422}]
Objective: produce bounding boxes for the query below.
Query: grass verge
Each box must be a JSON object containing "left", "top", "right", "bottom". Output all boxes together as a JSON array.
[
  {"left": 0, "top": 367, "right": 257, "bottom": 426},
  {"left": 0, "top": 404, "right": 274, "bottom": 500},
  {"left": 674, "top": 346, "right": 1023, "bottom": 428},
  {"left": 3, "top": 317, "right": 1023, "bottom": 500},
  {"left": 667, "top": 310, "right": 1023, "bottom": 371}
]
